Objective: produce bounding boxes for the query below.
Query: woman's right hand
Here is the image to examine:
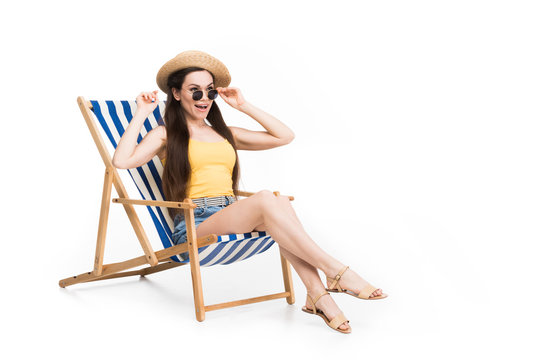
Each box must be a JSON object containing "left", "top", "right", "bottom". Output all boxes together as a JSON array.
[{"left": 135, "top": 90, "right": 159, "bottom": 115}]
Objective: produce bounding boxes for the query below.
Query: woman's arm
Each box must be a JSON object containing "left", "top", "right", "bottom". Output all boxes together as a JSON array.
[
  {"left": 237, "top": 102, "right": 295, "bottom": 143},
  {"left": 217, "top": 87, "right": 295, "bottom": 150},
  {"left": 112, "top": 91, "right": 164, "bottom": 169}
]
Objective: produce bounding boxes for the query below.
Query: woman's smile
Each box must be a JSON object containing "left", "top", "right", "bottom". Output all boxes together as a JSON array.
[{"left": 194, "top": 103, "right": 209, "bottom": 112}]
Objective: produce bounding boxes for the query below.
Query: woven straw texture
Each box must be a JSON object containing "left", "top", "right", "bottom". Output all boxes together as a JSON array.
[{"left": 156, "top": 50, "right": 231, "bottom": 92}]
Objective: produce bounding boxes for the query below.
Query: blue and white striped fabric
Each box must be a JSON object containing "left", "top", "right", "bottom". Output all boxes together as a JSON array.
[{"left": 89, "top": 99, "right": 275, "bottom": 265}]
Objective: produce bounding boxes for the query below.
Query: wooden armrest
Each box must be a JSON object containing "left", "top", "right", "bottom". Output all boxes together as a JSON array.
[
  {"left": 234, "top": 190, "right": 256, "bottom": 197},
  {"left": 112, "top": 198, "right": 197, "bottom": 209},
  {"left": 235, "top": 190, "right": 294, "bottom": 201},
  {"left": 113, "top": 191, "right": 294, "bottom": 209}
]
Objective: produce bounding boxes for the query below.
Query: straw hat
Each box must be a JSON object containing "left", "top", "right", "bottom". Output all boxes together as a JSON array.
[{"left": 156, "top": 50, "right": 231, "bottom": 93}]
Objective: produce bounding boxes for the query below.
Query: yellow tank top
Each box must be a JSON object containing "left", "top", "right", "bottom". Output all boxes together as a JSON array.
[{"left": 160, "top": 138, "right": 236, "bottom": 199}]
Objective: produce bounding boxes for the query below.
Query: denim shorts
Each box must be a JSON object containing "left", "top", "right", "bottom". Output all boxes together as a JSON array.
[{"left": 172, "top": 197, "right": 235, "bottom": 261}]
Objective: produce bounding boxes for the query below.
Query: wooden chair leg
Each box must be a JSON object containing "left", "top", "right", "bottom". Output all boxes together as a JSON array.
[
  {"left": 280, "top": 252, "right": 295, "bottom": 304},
  {"left": 184, "top": 200, "right": 206, "bottom": 322},
  {"left": 111, "top": 171, "right": 159, "bottom": 267},
  {"left": 93, "top": 167, "right": 114, "bottom": 276}
]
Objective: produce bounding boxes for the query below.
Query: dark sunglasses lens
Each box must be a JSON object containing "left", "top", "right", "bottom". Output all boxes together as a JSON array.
[
  {"left": 192, "top": 91, "right": 203, "bottom": 101},
  {"left": 208, "top": 89, "right": 218, "bottom": 100}
]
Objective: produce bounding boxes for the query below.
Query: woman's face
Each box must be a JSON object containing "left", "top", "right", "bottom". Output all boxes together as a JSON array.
[{"left": 173, "top": 70, "right": 215, "bottom": 122}]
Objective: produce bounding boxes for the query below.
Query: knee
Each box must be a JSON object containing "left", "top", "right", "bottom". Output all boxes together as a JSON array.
[
  {"left": 254, "top": 190, "right": 279, "bottom": 212},
  {"left": 276, "top": 194, "right": 291, "bottom": 205}
]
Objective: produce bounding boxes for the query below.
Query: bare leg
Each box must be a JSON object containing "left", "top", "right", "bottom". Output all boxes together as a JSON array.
[
  {"left": 265, "top": 195, "right": 384, "bottom": 298},
  {"left": 254, "top": 203, "right": 350, "bottom": 331},
  {"left": 258, "top": 197, "right": 342, "bottom": 276},
  {"left": 264, "top": 196, "right": 382, "bottom": 297},
  {"left": 280, "top": 246, "right": 350, "bottom": 331},
  {"left": 196, "top": 191, "right": 384, "bottom": 298},
  {"left": 196, "top": 191, "right": 339, "bottom": 274}
]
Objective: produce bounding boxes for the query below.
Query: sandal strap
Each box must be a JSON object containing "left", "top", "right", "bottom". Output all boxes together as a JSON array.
[
  {"left": 306, "top": 290, "right": 329, "bottom": 313},
  {"left": 327, "top": 276, "right": 342, "bottom": 291},
  {"left": 327, "top": 266, "right": 349, "bottom": 291},
  {"left": 328, "top": 312, "right": 349, "bottom": 330},
  {"left": 358, "top": 283, "right": 377, "bottom": 299},
  {"left": 312, "top": 290, "right": 329, "bottom": 306},
  {"left": 305, "top": 293, "right": 316, "bottom": 313}
]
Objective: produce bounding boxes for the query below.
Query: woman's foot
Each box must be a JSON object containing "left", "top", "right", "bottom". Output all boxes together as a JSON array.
[
  {"left": 326, "top": 265, "right": 385, "bottom": 298},
  {"left": 304, "top": 288, "right": 350, "bottom": 331}
]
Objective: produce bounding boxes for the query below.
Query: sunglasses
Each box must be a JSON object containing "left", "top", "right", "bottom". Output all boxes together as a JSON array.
[{"left": 183, "top": 87, "right": 219, "bottom": 101}]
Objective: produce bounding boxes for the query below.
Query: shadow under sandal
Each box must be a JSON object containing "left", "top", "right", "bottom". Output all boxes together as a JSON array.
[
  {"left": 301, "top": 290, "right": 351, "bottom": 334},
  {"left": 326, "top": 266, "right": 388, "bottom": 300}
]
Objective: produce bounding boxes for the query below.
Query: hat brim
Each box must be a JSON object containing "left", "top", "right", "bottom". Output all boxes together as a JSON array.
[{"left": 156, "top": 50, "right": 231, "bottom": 93}]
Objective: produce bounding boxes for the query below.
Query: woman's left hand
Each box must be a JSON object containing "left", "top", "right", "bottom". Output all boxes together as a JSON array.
[{"left": 217, "top": 87, "right": 247, "bottom": 110}]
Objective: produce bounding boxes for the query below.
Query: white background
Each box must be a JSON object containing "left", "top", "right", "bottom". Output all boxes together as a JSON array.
[{"left": 2, "top": 0, "right": 538, "bottom": 358}]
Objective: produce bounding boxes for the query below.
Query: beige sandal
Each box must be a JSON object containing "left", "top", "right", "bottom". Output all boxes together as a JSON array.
[
  {"left": 301, "top": 290, "right": 351, "bottom": 334},
  {"left": 326, "top": 266, "right": 388, "bottom": 300}
]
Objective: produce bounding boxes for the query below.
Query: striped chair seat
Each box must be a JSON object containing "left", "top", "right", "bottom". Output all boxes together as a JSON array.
[{"left": 90, "top": 99, "right": 275, "bottom": 265}]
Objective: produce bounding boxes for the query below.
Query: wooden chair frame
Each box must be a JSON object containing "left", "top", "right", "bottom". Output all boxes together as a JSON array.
[{"left": 59, "top": 96, "right": 295, "bottom": 321}]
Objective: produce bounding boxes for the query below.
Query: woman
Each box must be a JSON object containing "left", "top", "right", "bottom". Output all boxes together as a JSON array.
[{"left": 112, "top": 50, "right": 387, "bottom": 334}]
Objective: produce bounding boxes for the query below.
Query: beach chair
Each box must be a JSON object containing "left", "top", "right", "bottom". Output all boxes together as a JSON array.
[{"left": 58, "top": 96, "right": 295, "bottom": 321}]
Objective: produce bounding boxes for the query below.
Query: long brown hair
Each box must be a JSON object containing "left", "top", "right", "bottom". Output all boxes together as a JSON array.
[{"left": 161, "top": 67, "right": 240, "bottom": 220}]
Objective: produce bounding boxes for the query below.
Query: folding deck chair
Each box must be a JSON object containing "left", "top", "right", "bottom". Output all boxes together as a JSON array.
[{"left": 59, "top": 96, "right": 295, "bottom": 321}]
